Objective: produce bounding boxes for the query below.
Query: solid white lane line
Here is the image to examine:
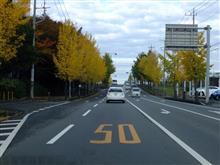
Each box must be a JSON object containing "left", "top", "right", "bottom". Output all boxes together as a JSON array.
[
  {"left": 0, "top": 127, "right": 15, "bottom": 131},
  {"left": 0, "top": 102, "right": 71, "bottom": 158},
  {"left": 142, "top": 98, "right": 220, "bottom": 121},
  {"left": 38, "top": 101, "right": 70, "bottom": 111},
  {"left": 82, "top": 110, "right": 91, "bottom": 117},
  {"left": 0, "top": 133, "right": 11, "bottom": 136},
  {"left": 0, "top": 123, "right": 19, "bottom": 126},
  {"left": 127, "top": 99, "right": 212, "bottom": 165},
  {"left": 47, "top": 124, "right": 74, "bottom": 144},
  {"left": 208, "top": 110, "right": 220, "bottom": 115},
  {"left": 0, "top": 113, "right": 30, "bottom": 158},
  {"left": 93, "top": 104, "right": 98, "bottom": 107},
  {"left": 2, "top": 119, "right": 21, "bottom": 123}
]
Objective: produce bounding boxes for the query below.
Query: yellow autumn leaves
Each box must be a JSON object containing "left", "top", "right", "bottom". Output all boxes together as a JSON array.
[
  {"left": 0, "top": 0, "right": 29, "bottom": 61},
  {"left": 54, "top": 20, "right": 106, "bottom": 84},
  {"left": 137, "top": 51, "right": 162, "bottom": 85}
]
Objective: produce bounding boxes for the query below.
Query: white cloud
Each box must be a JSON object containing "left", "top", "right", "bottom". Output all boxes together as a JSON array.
[{"left": 32, "top": 0, "right": 220, "bottom": 77}]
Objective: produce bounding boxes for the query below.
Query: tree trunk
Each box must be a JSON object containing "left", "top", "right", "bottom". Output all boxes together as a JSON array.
[
  {"left": 68, "top": 80, "right": 71, "bottom": 99},
  {"left": 194, "top": 80, "right": 199, "bottom": 103},
  {"left": 182, "top": 81, "right": 186, "bottom": 100},
  {"left": 173, "top": 82, "right": 177, "bottom": 99},
  {"left": 64, "top": 79, "right": 68, "bottom": 100}
]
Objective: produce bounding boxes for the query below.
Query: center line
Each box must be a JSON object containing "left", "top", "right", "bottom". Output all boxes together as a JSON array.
[
  {"left": 82, "top": 109, "right": 91, "bottom": 116},
  {"left": 93, "top": 104, "right": 98, "bottom": 107},
  {"left": 47, "top": 124, "right": 74, "bottom": 144}
]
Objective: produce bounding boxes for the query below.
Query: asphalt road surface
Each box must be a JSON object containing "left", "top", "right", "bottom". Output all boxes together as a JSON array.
[{"left": 0, "top": 90, "right": 220, "bottom": 165}]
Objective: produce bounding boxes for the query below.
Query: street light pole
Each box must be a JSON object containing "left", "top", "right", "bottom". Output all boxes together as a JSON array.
[
  {"left": 205, "top": 25, "right": 211, "bottom": 104},
  {"left": 30, "top": 0, "right": 36, "bottom": 99}
]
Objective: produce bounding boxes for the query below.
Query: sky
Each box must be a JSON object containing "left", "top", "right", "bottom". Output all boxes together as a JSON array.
[{"left": 32, "top": 0, "right": 220, "bottom": 84}]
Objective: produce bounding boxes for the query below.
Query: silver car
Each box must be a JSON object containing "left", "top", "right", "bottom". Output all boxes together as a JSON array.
[{"left": 106, "top": 87, "right": 125, "bottom": 103}]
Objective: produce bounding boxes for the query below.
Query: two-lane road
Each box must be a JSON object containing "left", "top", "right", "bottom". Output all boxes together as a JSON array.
[{"left": 0, "top": 91, "right": 219, "bottom": 164}]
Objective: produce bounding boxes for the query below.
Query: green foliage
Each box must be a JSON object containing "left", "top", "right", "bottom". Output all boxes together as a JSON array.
[
  {"left": 103, "top": 53, "right": 115, "bottom": 85},
  {"left": 132, "top": 52, "right": 147, "bottom": 82},
  {"left": 0, "top": 78, "right": 27, "bottom": 98},
  {"left": 138, "top": 51, "right": 162, "bottom": 85}
]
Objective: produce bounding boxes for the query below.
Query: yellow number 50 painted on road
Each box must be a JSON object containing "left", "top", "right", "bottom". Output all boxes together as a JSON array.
[{"left": 90, "top": 124, "right": 141, "bottom": 144}]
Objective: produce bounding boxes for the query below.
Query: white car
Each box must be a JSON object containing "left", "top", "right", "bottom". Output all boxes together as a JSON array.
[
  {"left": 131, "top": 87, "right": 141, "bottom": 97},
  {"left": 106, "top": 87, "right": 125, "bottom": 103},
  {"left": 196, "top": 86, "right": 220, "bottom": 97}
]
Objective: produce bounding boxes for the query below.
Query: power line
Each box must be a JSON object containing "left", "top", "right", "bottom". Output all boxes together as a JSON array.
[
  {"left": 196, "top": 0, "right": 218, "bottom": 14},
  {"left": 53, "top": 0, "right": 66, "bottom": 21},
  {"left": 57, "top": 0, "right": 68, "bottom": 20},
  {"left": 211, "top": 42, "right": 220, "bottom": 47},
  {"left": 199, "top": 12, "right": 218, "bottom": 23},
  {"left": 61, "top": 0, "right": 70, "bottom": 20},
  {"left": 53, "top": 0, "right": 63, "bottom": 21}
]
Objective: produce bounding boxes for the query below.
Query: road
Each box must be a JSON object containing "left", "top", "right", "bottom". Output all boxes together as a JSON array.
[{"left": 0, "top": 90, "right": 220, "bottom": 165}]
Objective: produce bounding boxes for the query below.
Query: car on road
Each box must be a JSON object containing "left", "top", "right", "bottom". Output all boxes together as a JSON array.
[
  {"left": 210, "top": 90, "right": 220, "bottom": 100},
  {"left": 106, "top": 87, "right": 125, "bottom": 103},
  {"left": 196, "top": 86, "right": 220, "bottom": 97},
  {"left": 131, "top": 87, "right": 141, "bottom": 97}
]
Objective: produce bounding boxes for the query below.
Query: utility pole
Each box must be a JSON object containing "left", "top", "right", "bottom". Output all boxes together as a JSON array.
[
  {"left": 149, "top": 45, "right": 154, "bottom": 51},
  {"left": 30, "top": 0, "right": 49, "bottom": 99},
  {"left": 30, "top": 0, "right": 37, "bottom": 99},
  {"left": 185, "top": 8, "right": 197, "bottom": 97},
  {"left": 205, "top": 25, "right": 211, "bottom": 104}
]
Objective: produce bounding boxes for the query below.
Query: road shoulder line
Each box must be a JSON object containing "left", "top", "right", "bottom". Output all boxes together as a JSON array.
[
  {"left": 126, "top": 99, "right": 212, "bottom": 165},
  {"left": 0, "top": 101, "right": 71, "bottom": 158}
]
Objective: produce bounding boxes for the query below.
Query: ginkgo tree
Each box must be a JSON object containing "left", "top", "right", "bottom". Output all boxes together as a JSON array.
[
  {"left": 54, "top": 20, "right": 106, "bottom": 99},
  {"left": 138, "top": 50, "right": 162, "bottom": 87},
  {"left": 53, "top": 20, "right": 79, "bottom": 99},
  {"left": 0, "top": 0, "right": 29, "bottom": 62},
  {"left": 159, "top": 51, "right": 186, "bottom": 99}
]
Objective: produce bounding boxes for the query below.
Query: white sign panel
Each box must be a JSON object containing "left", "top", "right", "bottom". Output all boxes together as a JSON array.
[{"left": 165, "top": 24, "right": 198, "bottom": 51}]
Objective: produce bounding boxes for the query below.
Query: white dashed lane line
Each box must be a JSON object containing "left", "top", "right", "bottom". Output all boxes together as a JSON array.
[
  {"left": 93, "top": 104, "right": 98, "bottom": 107},
  {"left": 47, "top": 124, "right": 74, "bottom": 144},
  {"left": 82, "top": 109, "right": 92, "bottom": 117},
  {"left": 0, "top": 101, "right": 71, "bottom": 158}
]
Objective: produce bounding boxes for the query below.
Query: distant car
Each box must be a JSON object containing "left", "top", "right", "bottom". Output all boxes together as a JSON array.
[
  {"left": 131, "top": 87, "right": 141, "bottom": 97},
  {"left": 106, "top": 87, "right": 125, "bottom": 103},
  {"left": 210, "top": 90, "right": 220, "bottom": 100},
  {"left": 196, "top": 86, "right": 220, "bottom": 97}
]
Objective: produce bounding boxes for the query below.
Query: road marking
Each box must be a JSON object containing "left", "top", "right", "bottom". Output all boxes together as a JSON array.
[
  {"left": 82, "top": 109, "right": 91, "bottom": 117},
  {"left": 161, "top": 109, "right": 170, "bottom": 114},
  {"left": 47, "top": 124, "right": 74, "bottom": 144},
  {"left": 208, "top": 110, "right": 220, "bottom": 115},
  {"left": 0, "top": 133, "right": 11, "bottom": 136},
  {"left": 142, "top": 98, "right": 220, "bottom": 121},
  {"left": 0, "top": 127, "right": 15, "bottom": 131},
  {"left": 2, "top": 119, "right": 21, "bottom": 123},
  {"left": 0, "top": 123, "right": 19, "bottom": 126},
  {"left": 118, "top": 124, "right": 141, "bottom": 144},
  {"left": 93, "top": 104, "right": 98, "bottom": 107},
  {"left": 0, "top": 101, "right": 71, "bottom": 158},
  {"left": 90, "top": 124, "right": 112, "bottom": 144},
  {"left": 38, "top": 101, "right": 70, "bottom": 111},
  {"left": 127, "top": 99, "right": 212, "bottom": 165}
]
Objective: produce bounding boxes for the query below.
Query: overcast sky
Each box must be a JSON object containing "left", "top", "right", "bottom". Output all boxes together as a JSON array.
[{"left": 33, "top": 0, "right": 220, "bottom": 83}]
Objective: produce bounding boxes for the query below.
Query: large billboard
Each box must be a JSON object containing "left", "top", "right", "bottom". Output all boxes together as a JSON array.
[{"left": 165, "top": 24, "right": 198, "bottom": 51}]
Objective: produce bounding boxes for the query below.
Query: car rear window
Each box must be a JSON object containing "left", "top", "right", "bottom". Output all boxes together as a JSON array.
[
  {"left": 132, "top": 88, "right": 140, "bottom": 91},
  {"left": 109, "top": 89, "right": 123, "bottom": 92}
]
